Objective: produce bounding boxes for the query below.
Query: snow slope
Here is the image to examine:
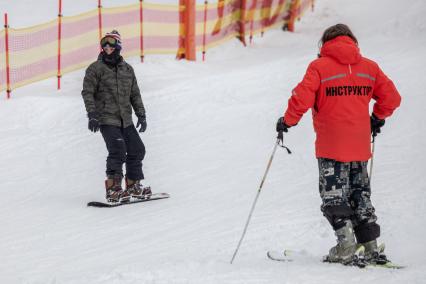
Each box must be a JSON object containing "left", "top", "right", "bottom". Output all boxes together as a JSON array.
[{"left": 1, "top": 0, "right": 426, "bottom": 283}]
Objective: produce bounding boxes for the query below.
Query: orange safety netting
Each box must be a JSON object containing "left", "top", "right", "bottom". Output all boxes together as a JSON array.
[
  {"left": 195, "top": 0, "right": 314, "bottom": 51},
  {"left": 0, "top": 0, "right": 314, "bottom": 93}
]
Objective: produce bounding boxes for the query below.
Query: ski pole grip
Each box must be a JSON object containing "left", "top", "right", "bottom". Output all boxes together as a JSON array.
[{"left": 277, "top": 130, "right": 283, "bottom": 142}]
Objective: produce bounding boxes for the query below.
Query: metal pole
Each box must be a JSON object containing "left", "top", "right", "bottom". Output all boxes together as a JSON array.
[
  {"left": 98, "top": 0, "right": 103, "bottom": 52},
  {"left": 4, "top": 13, "right": 11, "bottom": 99},
  {"left": 249, "top": 0, "right": 257, "bottom": 44},
  {"left": 139, "top": 0, "right": 144, "bottom": 62},
  {"left": 202, "top": 0, "right": 208, "bottom": 61},
  {"left": 230, "top": 138, "right": 281, "bottom": 264},
  {"left": 57, "top": 0, "right": 62, "bottom": 90},
  {"left": 369, "top": 140, "right": 375, "bottom": 181}
]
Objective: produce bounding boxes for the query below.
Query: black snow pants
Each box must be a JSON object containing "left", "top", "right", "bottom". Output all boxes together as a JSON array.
[
  {"left": 318, "top": 158, "right": 380, "bottom": 243},
  {"left": 100, "top": 124, "right": 145, "bottom": 180}
]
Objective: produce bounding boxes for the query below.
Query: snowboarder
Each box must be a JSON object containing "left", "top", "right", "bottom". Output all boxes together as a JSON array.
[
  {"left": 82, "top": 30, "right": 151, "bottom": 203},
  {"left": 276, "top": 24, "right": 401, "bottom": 265}
]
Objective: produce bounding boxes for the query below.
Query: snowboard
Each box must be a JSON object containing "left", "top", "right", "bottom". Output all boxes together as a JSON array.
[
  {"left": 87, "top": 193, "right": 170, "bottom": 208},
  {"left": 267, "top": 249, "right": 405, "bottom": 269}
]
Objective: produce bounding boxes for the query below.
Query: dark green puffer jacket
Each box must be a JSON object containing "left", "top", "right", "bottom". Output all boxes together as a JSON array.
[{"left": 82, "top": 57, "right": 145, "bottom": 128}]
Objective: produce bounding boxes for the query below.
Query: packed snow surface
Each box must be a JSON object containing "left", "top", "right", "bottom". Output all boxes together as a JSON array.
[{"left": 1, "top": 0, "right": 426, "bottom": 283}]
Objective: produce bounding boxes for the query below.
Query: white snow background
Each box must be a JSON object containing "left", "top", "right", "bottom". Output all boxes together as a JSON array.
[{"left": 0, "top": 0, "right": 426, "bottom": 283}]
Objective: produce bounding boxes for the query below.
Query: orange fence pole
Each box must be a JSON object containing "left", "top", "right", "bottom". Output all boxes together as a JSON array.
[
  {"left": 211, "top": 0, "right": 224, "bottom": 36},
  {"left": 287, "top": 0, "right": 300, "bottom": 32},
  {"left": 260, "top": 0, "right": 273, "bottom": 37},
  {"left": 202, "top": 0, "right": 208, "bottom": 61},
  {"left": 176, "top": 0, "right": 185, "bottom": 59},
  {"left": 238, "top": 0, "right": 247, "bottom": 46},
  {"left": 176, "top": 0, "right": 196, "bottom": 61},
  {"left": 57, "top": 0, "right": 62, "bottom": 90},
  {"left": 249, "top": 0, "right": 257, "bottom": 44},
  {"left": 139, "top": 0, "right": 144, "bottom": 62},
  {"left": 4, "top": 13, "right": 11, "bottom": 99},
  {"left": 185, "top": 0, "right": 196, "bottom": 60},
  {"left": 98, "top": 0, "right": 103, "bottom": 50}
]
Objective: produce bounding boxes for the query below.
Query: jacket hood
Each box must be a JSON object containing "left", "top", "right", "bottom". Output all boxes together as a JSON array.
[{"left": 320, "top": 36, "right": 361, "bottom": 65}]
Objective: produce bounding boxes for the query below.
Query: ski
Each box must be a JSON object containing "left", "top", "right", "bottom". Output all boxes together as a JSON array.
[
  {"left": 267, "top": 249, "right": 300, "bottom": 262},
  {"left": 87, "top": 193, "right": 170, "bottom": 208},
  {"left": 365, "top": 261, "right": 405, "bottom": 269},
  {"left": 267, "top": 249, "right": 405, "bottom": 269}
]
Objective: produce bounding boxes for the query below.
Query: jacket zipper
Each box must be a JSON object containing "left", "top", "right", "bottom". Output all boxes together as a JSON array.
[
  {"left": 348, "top": 64, "right": 352, "bottom": 74},
  {"left": 115, "top": 66, "right": 123, "bottom": 127}
]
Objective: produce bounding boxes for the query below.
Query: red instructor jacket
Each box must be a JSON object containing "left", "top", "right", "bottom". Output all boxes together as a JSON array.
[{"left": 283, "top": 36, "right": 401, "bottom": 162}]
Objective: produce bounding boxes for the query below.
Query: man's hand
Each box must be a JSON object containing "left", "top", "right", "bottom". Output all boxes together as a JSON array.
[
  {"left": 371, "top": 114, "right": 385, "bottom": 137},
  {"left": 276, "top": 117, "right": 291, "bottom": 133},
  {"left": 88, "top": 112, "right": 100, "bottom": 133},
  {"left": 136, "top": 115, "right": 147, "bottom": 132}
]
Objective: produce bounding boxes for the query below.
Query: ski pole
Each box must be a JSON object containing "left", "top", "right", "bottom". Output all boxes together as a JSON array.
[
  {"left": 230, "top": 131, "right": 291, "bottom": 264},
  {"left": 369, "top": 138, "right": 376, "bottom": 182}
]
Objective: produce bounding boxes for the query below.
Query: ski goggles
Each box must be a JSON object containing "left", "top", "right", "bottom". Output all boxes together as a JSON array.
[{"left": 100, "top": 36, "right": 118, "bottom": 48}]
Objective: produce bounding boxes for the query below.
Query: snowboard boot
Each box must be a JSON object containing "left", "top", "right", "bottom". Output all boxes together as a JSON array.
[
  {"left": 362, "top": 240, "right": 388, "bottom": 265},
  {"left": 125, "top": 178, "right": 152, "bottom": 199},
  {"left": 324, "top": 220, "right": 358, "bottom": 265},
  {"left": 105, "top": 175, "right": 130, "bottom": 203}
]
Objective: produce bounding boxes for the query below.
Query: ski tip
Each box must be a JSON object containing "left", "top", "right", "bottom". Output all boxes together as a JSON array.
[
  {"left": 369, "top": 262, "right": 406, "bottom": 269},
  {"left": 87, "top": 201, "right": 112, "bottom": 207},
  {"left": 266, "top": 250, "right": 294, "bottom": 262}
]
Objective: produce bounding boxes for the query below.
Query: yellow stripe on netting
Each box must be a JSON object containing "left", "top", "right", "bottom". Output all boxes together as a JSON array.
[
  {"left": 11, "top": 69, "right": 57, "bottom": 90},
  {"left": 0, "top": 50, "right": 4, "bottom": 91},
  {"left": 102, "top": 3, "right": 139, "bottom": 15},
  {"left": 143, "top": 2, "right": 181, "bottom": 11},
  {"left": 12, "top": 45, "right": 179, "bottom": 90},
  {"left": 194, "top": 4, "right": 291, "bottom": 35},
  {"left": 196, "top": 30, "right": 240, "bottom": 52},
  {"left": 122, "top": 48, "right": 180, "bottom": 57},
  {"left": 196, "top": 3, "right": 293, "bottom": 51},
  {"left": 0, "top": 29, "right": 5, "bottom": 61},
  {"left": 8, "top": 20, "right": 179, "bottom": 69},
  {"left": 249, "top": 19, "right": 288, "bottom": 37},
  {"left": 195, "top": 0, "right": 226, "bottom": 11},
  {"left": 103, "top": 22, "right": 180, "bottom": 38},
  {"left": 197, "top": 17, "right": 286, "bottom": 52},
  {"left": 7, "top": 18, "right": 57, "bottom": 34},
  {"left": 196, "top": 16, "right": 239, "bottom": 35},
  {"left": 297, "top": 0, "right": 313, "bottom": 18},
  {"left": 102, "top": 1, "right": 182, "bottom": 14},
  {"left": 60, "top": 12, "right": 98, "bottom": 41},
  {"left": 196, "top": 9, "right": 242, "bottom": 35},
  {"left": 61, "top": 9, "right": 99, "bottom": 24},
  {"left": 8, "top": 31, "right": 96, "bottom": 69}
]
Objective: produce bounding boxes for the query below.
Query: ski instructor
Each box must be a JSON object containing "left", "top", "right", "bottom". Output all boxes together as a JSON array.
[
  {"left": 276, "top": 24, "right": 401, "bottom": 265},
  {"left": 82, "top": 30, "right": 151, "bottom": 203}
]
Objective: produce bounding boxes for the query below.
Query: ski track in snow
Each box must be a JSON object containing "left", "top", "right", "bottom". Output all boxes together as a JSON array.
[{"left": 1, "top": 0, "right": 426, "bottom": 283}]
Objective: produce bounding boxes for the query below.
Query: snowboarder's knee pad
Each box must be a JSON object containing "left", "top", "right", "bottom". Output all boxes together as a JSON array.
[
  {"left": 322, "top": 204, "right": 354, "bottom": 230},
  {"left": 354, "top": 222, "right": 380, "bottom": 243}
]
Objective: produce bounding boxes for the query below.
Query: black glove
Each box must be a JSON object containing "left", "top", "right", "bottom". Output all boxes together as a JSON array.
[
  {"left": 136, "top": 115, "right": 147, "bottom": 132},
  {"left": 88, "top": 112, "right": 100, "bottom": 133},
  {"left": 370, "top": 113, "right": 385, "bottom": 137},
  {"left": 276, "top": 117, "right": 291, "bottom": 133}
]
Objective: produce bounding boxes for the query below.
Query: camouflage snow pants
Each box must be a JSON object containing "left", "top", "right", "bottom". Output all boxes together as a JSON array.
[{"left": 318, "top": 158, "right": 380, "bottom": 243}]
